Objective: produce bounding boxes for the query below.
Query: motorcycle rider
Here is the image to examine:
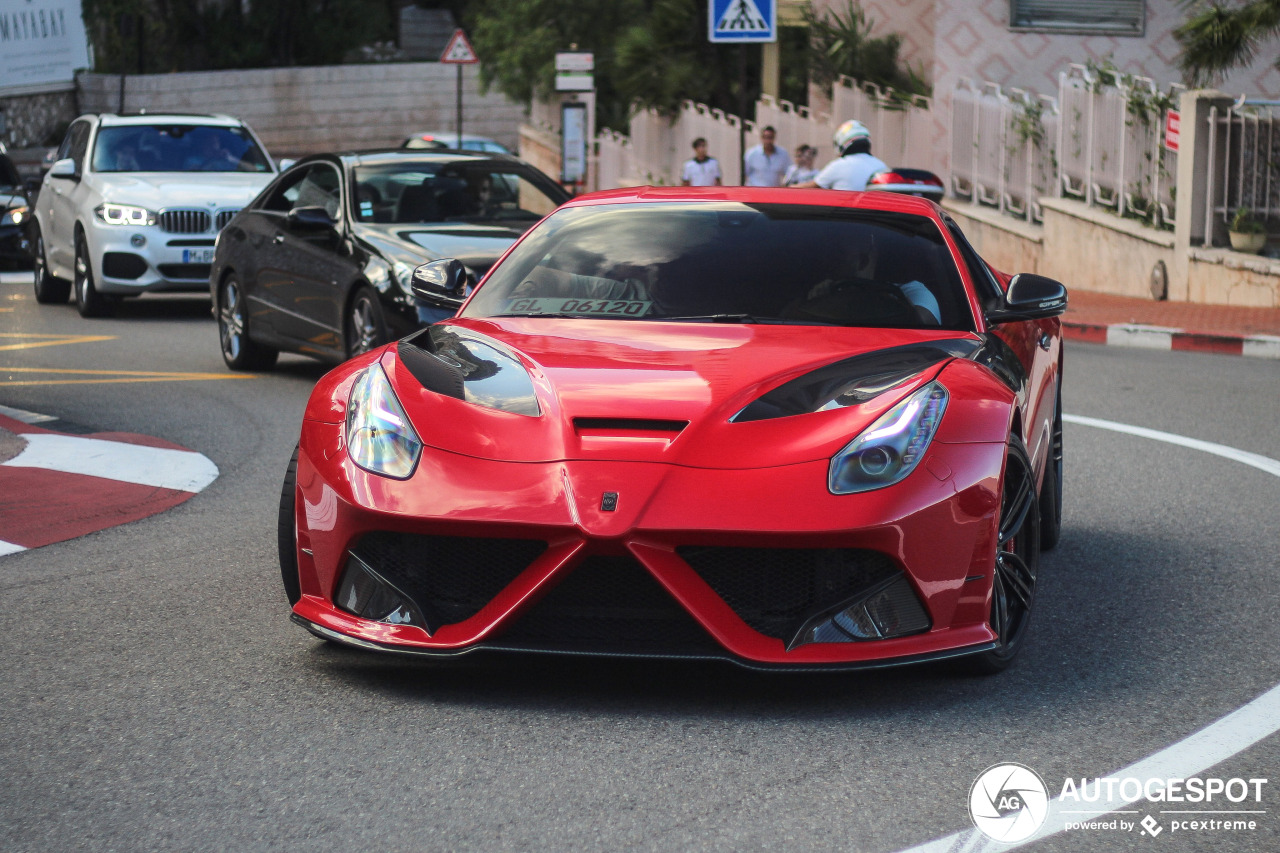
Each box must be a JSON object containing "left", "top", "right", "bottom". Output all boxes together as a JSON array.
[{"left": 795, "top": 120, "right": 887, "bottom": 191}]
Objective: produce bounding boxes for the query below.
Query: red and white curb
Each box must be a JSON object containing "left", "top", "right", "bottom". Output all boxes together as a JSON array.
[
  {"left": 0, "top": 412, "right": 218, "bottom": 555},
  {"left": 1064, "top": 321, "right": 1280, "bottom": 359}
]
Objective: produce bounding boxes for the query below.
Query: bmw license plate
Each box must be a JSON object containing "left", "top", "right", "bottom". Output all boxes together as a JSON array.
[{"left": 183, "top": 248, "right": 216, "bottom": 264}]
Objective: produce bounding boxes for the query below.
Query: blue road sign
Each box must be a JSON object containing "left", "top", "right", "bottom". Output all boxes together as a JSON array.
[{"left": 708, "top": 0, "right": 776, "bottom": 43}]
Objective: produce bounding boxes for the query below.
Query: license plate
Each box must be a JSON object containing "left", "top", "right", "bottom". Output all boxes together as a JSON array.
[{"left": 182, "top": 248, "right": 216, "bottom": 264}]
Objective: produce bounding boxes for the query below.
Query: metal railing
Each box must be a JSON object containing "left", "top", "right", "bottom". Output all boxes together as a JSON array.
[{"left": 1206, "top": 97, "right": 1279, "bottom": 234}]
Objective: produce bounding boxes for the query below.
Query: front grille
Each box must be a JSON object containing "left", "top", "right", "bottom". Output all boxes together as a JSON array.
[
  {"left": 157, "top": 263, "right": 211, "bottom": 280},
  {"left": 215, "top": 209, "right": 240, "bottom": 230},
  {"left": 497, "top": 555, "right": 720, "bottom": 654},
  {"left": 677, "top": 546, "right": 898, "bottom": 640},
  {"left": 351, "top": 532, "right": 547, "bottom": 627},
  {"left": 159, "top": 209, "right": 211, "bottom": 234}
]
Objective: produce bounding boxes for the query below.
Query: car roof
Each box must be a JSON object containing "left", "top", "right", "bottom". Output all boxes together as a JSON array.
[
  {"left": 560, "top": 185, "right": 943, "bottom": 216},
  {"left": 95, "top": 113, "right": 245, "bottom": 127},
  {"left": 404, "top": 132, "right": 499, "bottom": 143},
  {"left": 299, "top": 149, "right": 523, "bottom": 168}
]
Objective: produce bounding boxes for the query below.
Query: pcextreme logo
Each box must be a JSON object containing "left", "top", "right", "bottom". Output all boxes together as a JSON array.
[{"left": 968, "top": 763, "right": 1050, "bottom": 842}]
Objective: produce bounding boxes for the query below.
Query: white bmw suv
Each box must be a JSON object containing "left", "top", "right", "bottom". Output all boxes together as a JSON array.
[{"left": 30, "top": 113, "right": 278, "bottom": 317}]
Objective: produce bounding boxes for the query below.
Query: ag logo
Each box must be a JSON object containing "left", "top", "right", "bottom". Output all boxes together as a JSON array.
[{"left": 969, "top": 763, "right": 1049, "bottom": 843}]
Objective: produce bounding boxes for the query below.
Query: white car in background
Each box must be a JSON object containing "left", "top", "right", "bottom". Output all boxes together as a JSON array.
[{"left": 30, "top": 113, "right": 278, "bottom": 317}]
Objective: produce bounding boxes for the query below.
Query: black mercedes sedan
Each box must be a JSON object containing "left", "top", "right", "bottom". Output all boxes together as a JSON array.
[
  {"left": 0, "top": 152, "right": 32, "bottom": 270},
  {"left": 210, "top": 149, "right": 570, "bottom": 370}
]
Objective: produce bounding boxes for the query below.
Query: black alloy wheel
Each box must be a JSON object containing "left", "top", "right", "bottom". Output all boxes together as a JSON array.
[
  {"left": 31, "top": 224, "right": 71, "bottom": 304},
  {"left": 218, "top": 274, "right": 279, "bottom": 371},
  {"left": 962, "top": 436, "right": 1041, "bottom": 674},
  {"left": 1039, "top": 386, "right": 1064, "bottom": 550},
  {"left": 73, "top": 231, "right": 113, "bottom": 318},
  {"left": 345, "top": 287, "right": 387, "bottom": 359},
  {"left": 278, "top": 445, "right": 302, "bottom": 606}
]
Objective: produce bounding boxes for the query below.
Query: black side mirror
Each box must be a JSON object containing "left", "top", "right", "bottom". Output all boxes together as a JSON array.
[
  {"left": 411, "top": 258, "right": 474, "bottom": 306},
  {"left": 987, "top": 273, "right": 1067, "bottom": 323},
  {"left": 287, "top": 205, "right": 337, "bottom": 230}
]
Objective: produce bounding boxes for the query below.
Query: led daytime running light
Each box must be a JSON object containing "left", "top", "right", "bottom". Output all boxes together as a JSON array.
[
  {"left": 829, "top": 381, "right": 948, "bottom": 494},
  {"left": 95, "top": 203, "right": 157, "bottom": 226}
]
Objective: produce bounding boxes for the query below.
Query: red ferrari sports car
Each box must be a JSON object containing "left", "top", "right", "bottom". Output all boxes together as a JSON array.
[{"left": 281, "top": 186, "right": 1065, "bottom": 672}]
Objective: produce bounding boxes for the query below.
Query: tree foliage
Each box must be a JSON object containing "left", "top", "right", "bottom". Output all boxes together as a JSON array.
[
  {"left": 467, "top": 0, "right": 760, "bottom": 131},
  {"left": 1176, "top": 0, "right": 1280, "bottom": 87},
  {"left": 804, "top": 0, "right": 929, "bottom": 100},
  {"left": 82, "top": 0, "right": 393, "bottom": 73}
]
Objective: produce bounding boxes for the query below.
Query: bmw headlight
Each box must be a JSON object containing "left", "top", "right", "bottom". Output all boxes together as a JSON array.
[
  {"left": 346, "top": 364, "right": 423, "bottom": 479},
  {"left": 95, "top": 203, "right": 157, "bottom": 226},
  {"left": 1, "top": 205, "right": 28, "bottom": 227},
  {"left": 829, "top": 381, "right": 948, "bottom": 494}
]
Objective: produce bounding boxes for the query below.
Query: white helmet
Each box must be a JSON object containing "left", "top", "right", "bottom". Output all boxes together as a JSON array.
[{"left": 833, "top": 119, "right": 871, "bottom": 154}]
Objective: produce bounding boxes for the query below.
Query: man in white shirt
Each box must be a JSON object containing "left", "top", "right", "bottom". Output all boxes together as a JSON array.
[
  {"left": 796, "top": 120, "right": 887, "bottom": 192},
  {"left": 742, "top": 125, "right": 790, "bottom": 186},
  {"left": 681, "top": 138, "right": 723, "bottom": 186}
]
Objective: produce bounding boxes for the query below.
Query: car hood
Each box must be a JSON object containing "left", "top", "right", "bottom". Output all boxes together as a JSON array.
[
  {"left": 379, "top": 318, "right": 980, "bottom": 468},
  {"left": 90, "top": 172, "right": 274, "bottom": 209},
  {"left": 355, "top": 222, "right": 530, "bottom": 272}
]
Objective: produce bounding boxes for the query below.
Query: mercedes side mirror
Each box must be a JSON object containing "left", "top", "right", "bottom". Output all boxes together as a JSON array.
[
  {"left": 411, "top": 258, "right": 474, "bottom": 306},
  {"left": 49, "top": 158, "right": 78, "bottom": 181},
  {"left": 287, "top": 205, "right": 337, "bottom": 230},
  {"left": 987, "top": 273, "right": 1067, "bottom": 323}
]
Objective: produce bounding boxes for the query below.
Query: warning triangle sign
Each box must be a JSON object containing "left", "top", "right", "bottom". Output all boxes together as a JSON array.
[
  {"left": 440, "top": 29, "right": 479, "bottom": 64},
  {"left": 716, "top": 0, "right": 768, "bottom": 31}
]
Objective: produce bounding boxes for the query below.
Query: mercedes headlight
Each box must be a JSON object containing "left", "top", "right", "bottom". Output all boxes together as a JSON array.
[
  {"left": 95, "top": 203, "right": 157, "bottom": 226},
  {"left": 1, "top": 205, "right": 28, "bottom": 227},
  {"left": 829, "top": 381, "right": 948, "bottom": 494},
  {"left": 346, "top": 364, "right": 423, "bottom": 479}
]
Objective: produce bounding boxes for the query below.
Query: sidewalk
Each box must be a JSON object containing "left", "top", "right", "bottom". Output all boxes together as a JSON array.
[
  {"left": 1062, "top": 290, "right": 1280, "bottom": 358},
  {"left": 0, "top": 408, "right": 218, "bottom": 556}
]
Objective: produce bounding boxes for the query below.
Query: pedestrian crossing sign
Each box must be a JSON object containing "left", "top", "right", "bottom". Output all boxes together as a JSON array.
[
  {"left": 440, "top": 28, "right": 479, "bottom": 64},
  {"left": 709, "top": 0, "right": 776, "bottom": 42}
]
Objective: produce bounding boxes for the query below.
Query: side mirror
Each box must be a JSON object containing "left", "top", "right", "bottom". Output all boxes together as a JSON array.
[
  {"left": 987, "top": 273, "right": 1067, "bottom": 323},
  {"left": 287, "top": 205, "right": 337, "bottom": 230},
  {"left": 49, "top": 158, "right": 78, "bottom": 181},
  {"left": 411, "top": 258, "right": 474, "bottom": 306}
]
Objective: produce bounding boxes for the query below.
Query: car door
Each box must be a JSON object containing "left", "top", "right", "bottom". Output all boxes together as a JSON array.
[
  {"left": 44, "top": 119, "right": 92, "bottom": 274},
  {"left": 264, "top": 162, "right": 354, "bottom": 351}
]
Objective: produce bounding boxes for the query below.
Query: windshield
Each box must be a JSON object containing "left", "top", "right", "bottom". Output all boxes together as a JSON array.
[
  {"left": 463, "top": 202, "right": 974, "bottom": 330},
  {"left": 352, "top": 161, "right": 565, "bottom": 225},
  {"left": 91, "top": 125, "right": 272, "bottom": 173}
]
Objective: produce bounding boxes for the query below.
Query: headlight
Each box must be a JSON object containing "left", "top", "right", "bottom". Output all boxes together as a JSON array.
[
  {"left": 345, "top": 364, "right": 423, "bottom": 479},
  {"left": 828, "top": 381, "right": 948, "bottom": 494},
  {"left": 1, "top": 206, "right": 28, "bottom": 227},
  {"left": 94, "top": 203, "right": 157, "bottom": 226},
  {"left": 392, "top": 260, "right": 417, "bottom": 295}
]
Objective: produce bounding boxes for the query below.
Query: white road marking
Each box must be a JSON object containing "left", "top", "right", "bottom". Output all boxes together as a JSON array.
[
  {"left": 2, "top": 433, "right": 219, "bottom": 492},
  {"left": 0, "top": 403, "right": 58, "bottom": 424},
  {"left": 0, "top": 540, "right": 26, "bottom": 556},
  {"left": 898, "top": 414, "right": 1280, "bottom": 853}
]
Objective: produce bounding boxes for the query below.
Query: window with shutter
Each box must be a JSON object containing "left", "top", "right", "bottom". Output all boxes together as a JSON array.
[{"left": 1009, "top": 0, "right": 1144, "bottom": 35}]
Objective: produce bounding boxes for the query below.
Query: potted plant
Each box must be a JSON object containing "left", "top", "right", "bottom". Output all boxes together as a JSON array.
[{"left": 1228, "top": 207, "right": 1267, "bottom": 254}]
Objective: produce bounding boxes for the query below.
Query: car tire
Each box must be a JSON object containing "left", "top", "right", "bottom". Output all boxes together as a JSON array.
[
  {"left": 345, "top": 286, "right": 388, "bottom": 359},
  {"left": 73, "top": 231, "right": 114, "bottom": 318},
  {"left": 959, "top": 435, "right": 1041, "bottom": 675},
  {"left": 31, "top": 223, "right": 71, "bottom": 304},
  {"left": 278, "top": 444, "right": 303, "bottom": 607},
  {"left": 218, "top": 274, "right": 279, "bottom": 371},
  {"left": 1038, "top": 388, "right": 1064, "bottom": 551}
]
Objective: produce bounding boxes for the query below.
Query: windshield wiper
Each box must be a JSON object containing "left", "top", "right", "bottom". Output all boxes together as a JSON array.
[{"left": 658, "top": 313, "right": 762, "bottom": 324}]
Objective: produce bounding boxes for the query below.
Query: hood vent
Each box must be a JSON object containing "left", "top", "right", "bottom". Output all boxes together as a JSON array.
[{"left": 574, "top": 418, "right": 688, "bottom": 434}]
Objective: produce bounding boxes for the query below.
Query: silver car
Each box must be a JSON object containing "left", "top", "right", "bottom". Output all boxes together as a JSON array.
[{"left": 30, "top": 113, "right": 278, "bottom": 317}]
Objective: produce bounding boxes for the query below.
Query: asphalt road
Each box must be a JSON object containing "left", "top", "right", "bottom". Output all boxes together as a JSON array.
[{"left": 1, "top": 272, "right": 1278, "bottom": 852}]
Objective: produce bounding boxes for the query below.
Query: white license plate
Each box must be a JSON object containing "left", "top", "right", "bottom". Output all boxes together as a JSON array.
[{"left": 182, "top": 248, "right": 216, "bottom": 264}]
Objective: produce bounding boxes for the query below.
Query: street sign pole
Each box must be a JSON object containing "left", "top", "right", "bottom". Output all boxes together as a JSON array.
[
  {"left": 708, "top": 0, "right": 776, "bottom": 185},
  {"left": 439, "top": 29, "right": 480, "bottom": 150}
]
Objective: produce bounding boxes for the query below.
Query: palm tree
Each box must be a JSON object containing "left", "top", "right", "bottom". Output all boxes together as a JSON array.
[{"left": 1176, "top": 0, "right": 1280, "bottom": 86}]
